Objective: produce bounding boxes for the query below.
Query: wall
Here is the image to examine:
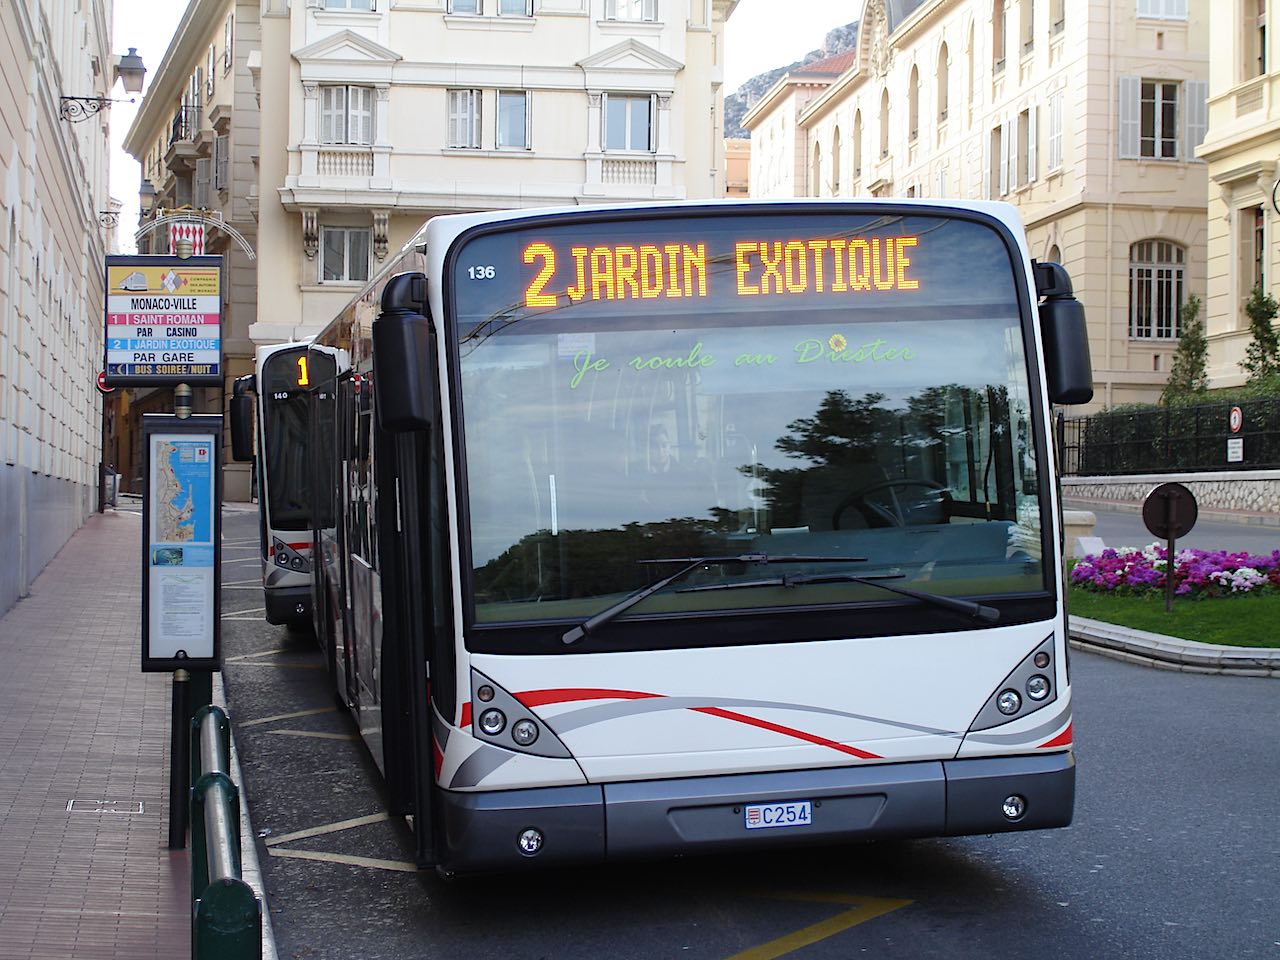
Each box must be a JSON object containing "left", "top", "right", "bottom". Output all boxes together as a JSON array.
[{"left": 1064, "top": 469, "right": 1280, "bottom": 513}]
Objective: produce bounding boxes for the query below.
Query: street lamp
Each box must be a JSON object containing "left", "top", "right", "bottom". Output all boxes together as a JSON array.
[{"left": 60, "top": 48, "right": 147, "bottom": 122}]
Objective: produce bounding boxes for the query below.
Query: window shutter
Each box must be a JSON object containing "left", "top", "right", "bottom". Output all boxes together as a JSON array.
[
  {"left": 321, "top": 87, "right": 335, "bottom": 143},
  {"left": 215, "top": 135, "right": 230, "bottom": 190},
  {"left": 1000, "top": 119, "right": 1012, "bottom": 193},
  {"left": 1119, "top": 75, "right": 1141, "bottom": 158},
  {"left": 1027, "top": 103, "right": 1038, "bottom": 182},
  {"left": 983, "top": 131, "right": 992, "bottom": 198},
  {"left": 1185, "top": 79, "right": 1208, "bottom": 159},
  {"left": 195, "top": 158, "right": 212, "bottom": 209},
  {"left": 353, "top": 87, "right": 374, "bottom": 145},
  {"left": 1048, "top": 92, "right": 1063, "bottom": 169}
]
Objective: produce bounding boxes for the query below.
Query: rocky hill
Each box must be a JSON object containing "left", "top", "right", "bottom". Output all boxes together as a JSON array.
[{"left": 724, "top": 20, "right": 859, "bottom": 139}]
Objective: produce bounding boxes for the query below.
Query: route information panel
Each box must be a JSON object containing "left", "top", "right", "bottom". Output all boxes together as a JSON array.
[
  {"left": 141, "top": 414, "right": 222, "bottom": 672},
  {"left": 105, "top": 254, "right": 223, "bottom": 387}
]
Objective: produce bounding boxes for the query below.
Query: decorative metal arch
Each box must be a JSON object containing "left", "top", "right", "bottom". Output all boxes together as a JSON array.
[{"left": 133, "top": 210, "right": 257, "bottom": 260}]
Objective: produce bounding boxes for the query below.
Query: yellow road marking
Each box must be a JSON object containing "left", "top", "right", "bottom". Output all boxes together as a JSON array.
[
  {"left": 261, "top": 729, "right": 358, "bottom": 741},
  {"left": 265, "top": 812, "right": 391, "bottom": 847},
  {"left": 722, "top": 895, "right": 912, "bottom": 960},
  {"left": 240, "top": 707, "right": 338, "bottom": 727},
  {"left": 267, "top": 848, "right": 417, "bottom": 873}
]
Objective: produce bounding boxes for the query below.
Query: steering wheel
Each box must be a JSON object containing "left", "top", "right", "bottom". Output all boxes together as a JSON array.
[{"left": 832, "top": 479, "right": 949, "bottom": 529}]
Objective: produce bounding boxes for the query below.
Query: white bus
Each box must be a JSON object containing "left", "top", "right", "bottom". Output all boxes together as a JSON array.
[
  {"left": 230, "top": 341, "right": 317, "bottom": 627},
  {"left": 308, "top": 199, "right": 1093, "bottom": 874}
]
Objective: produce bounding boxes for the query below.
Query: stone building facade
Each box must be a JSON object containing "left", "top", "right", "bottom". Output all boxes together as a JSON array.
[
  {"left": 0, "top": 0, "right": 120, "bottom": 613},
  {"left": 743, "top": 0, "right": 1211, "bottom": 413}
]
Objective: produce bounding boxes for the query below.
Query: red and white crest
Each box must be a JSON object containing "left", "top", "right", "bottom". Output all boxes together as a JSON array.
[{"left": 169, "top": 221, "right": 206, "bottom": 255}]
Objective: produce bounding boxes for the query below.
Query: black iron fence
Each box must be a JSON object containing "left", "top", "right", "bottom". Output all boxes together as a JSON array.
[{"left": 1058, "top": 397, "right": 1280, "bottom": 476}]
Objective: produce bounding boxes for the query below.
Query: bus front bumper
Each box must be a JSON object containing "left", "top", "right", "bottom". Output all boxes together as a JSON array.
[
  {"left": 264, "top": 585, "right": 311, "bottom": 626},
  {"left": 437, "top": 751, "right": 1074, "bottom": 874}
]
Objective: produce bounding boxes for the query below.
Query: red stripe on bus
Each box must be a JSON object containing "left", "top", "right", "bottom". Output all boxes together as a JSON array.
[
  {"left": 515, "top": 688, "right": 662, "bottom": 708},
  {"left": 266, "top": 542, "right": 310, "bottom": 557},
  {"left": 693, "top": 706, "right": 882, "bottom": 759},
  {"left": 460, "top": 703, "right": 472, "bottom": 729},
  {"left": 1038, "top": 722, "right": 1073, "bottom": 749}
]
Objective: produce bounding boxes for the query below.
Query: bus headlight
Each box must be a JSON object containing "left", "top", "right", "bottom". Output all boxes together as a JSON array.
[
  {"left": 996, "top": 690, "right": 1021, "bottom": 715},
  {"left": 511, "top": 719, "right": 539, "bottom": 746},
  {"left": 478, "top": 709, "right": 506, "bottom": 736},
  {"left": 1026, "top": 675, "right": 1051, "bottom": 700}
]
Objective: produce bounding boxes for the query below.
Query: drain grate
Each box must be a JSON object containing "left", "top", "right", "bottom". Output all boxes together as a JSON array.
[{"left": 66, "top": 799, "right": 145, "bottom": 814}]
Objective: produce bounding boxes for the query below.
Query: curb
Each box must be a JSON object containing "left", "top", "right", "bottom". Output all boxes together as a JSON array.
[{"left": 1068, "top": 615, "right": 1280, "bottom": 678}]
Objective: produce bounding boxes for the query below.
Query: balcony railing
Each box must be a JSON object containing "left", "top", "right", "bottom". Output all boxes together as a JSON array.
[
  {"left": 317, "top": 145, "right": 375, "bottom": 178},
  {"left": 170, "top": 106, "right": 199, "bottom": 145},
  {"left": 602, "top": 156, "right": 656, "bottom": 185}
]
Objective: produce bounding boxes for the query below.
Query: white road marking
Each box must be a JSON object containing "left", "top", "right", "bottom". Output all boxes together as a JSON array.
[
  {"left": 264, "top": 812, "right": 390, "bottom": 847},
  {"left": 266, "top": 848, "right": 417, "bottom": 873}
]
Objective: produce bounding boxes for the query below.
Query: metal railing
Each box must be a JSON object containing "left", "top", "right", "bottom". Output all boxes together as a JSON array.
[
  {"left": 190, "top": 706, "right": 262, "bottom": 959},
  {"left": 1058, "top": 397, "right": 1280, "bottom": 476}
]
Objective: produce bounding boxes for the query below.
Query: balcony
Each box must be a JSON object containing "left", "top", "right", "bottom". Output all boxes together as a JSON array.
[
  {"left": 164, "top": 106, "right": 200, "bottom": 173},
  {"left": 318, "top": 145, "right": 375, "bottom": 178},
  {"left": 602, "top": 156, "right": 656, "bottom": 185}
]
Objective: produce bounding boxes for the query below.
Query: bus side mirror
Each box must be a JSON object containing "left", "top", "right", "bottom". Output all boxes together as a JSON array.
[
  {"left": 373, "top": 272, "right": 434, "bottom": 433},
  {"left": 230, "top": 374, "right": 255, "bottom": 462},
  {"left": 1034, "top": 262, "right": 1094, "bottom": 406}
]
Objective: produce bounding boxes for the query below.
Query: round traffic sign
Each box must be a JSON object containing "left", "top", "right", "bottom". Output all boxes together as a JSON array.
[
  {"left": 1142, "top": 482, "right": 1198, "bottom": 540},
  {"left": 1229, "top": 406, "right": 1243, "bottom": 434},
  {"left": 96, "top": 371, "right": 115, "bottom": 394}
]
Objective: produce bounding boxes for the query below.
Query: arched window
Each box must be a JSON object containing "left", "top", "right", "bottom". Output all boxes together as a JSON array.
[
  {"left": 832, "top": 126, "right": 842, "bottom": 194},
  {"left": 879, "top": 88, "right": 890, "bottom": 159},
  {"left": 853, "top": 110, "right": 863, "bottom": 179},
  {"left": 1047, "top": 243, "right": 1062, "bottom": 263},
  {"left": 1129, "top": 240, "right": 1186, "bottom": 339},
  {"left": 812, "top": 142, "right": 822, "bottom": 197},
  {"left": 993, "top": 0, "right": 1007, "bottom": 69},
  {"left": 937, "top": 43, "right": 950, "bottom": 122},
  {"left": 908, "top": 65, "right": 920, "bottom": 142}
]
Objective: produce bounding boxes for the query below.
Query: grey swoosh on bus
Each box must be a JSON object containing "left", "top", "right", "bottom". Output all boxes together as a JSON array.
[
  {"left": 960, "top": 703, "right": 1071, "bottom": 746},
  {"left": 449, "top": 743, "right": 515, "bottom": 789},
  {"left": 542, "top": 695, "right": 957, "bottom": 738}
]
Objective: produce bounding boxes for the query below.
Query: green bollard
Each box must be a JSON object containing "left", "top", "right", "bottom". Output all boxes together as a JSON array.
[{"left": 193, "top": 877, "right": 262, "bottom": 960}]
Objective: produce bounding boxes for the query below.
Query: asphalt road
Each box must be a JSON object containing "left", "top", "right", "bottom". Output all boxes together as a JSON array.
[
  {"left": 218, "top": 507, "right": 1280, "bottom": 960},
  {"left": 1067, "top": 500, "right": 1280, "bottom": 556}
]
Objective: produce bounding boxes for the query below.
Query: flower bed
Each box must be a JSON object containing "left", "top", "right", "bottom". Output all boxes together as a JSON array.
[{"left": 1070, "top": 544, "right": 1280, "bottom": 598}]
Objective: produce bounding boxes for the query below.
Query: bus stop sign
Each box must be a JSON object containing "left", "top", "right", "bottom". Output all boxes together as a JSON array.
[{"left": 1143, "top": 482, "right": 1197, "bottom": 540}]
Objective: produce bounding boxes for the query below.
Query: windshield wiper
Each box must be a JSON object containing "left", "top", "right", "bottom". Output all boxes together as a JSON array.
[
  {"left": 560, "top": 553, "right": 867, "bottom": 646},
  {"left": 677, "top": 571, "right": 1000, "bottom": 623}
]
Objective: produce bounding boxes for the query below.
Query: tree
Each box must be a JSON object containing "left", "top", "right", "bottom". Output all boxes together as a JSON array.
[
  {"left": 1241, "top": 284, "right": 1280, "bottom": 386},
  {"left": 1160, "top": 294, "right": 1208, "bottom": 404}
]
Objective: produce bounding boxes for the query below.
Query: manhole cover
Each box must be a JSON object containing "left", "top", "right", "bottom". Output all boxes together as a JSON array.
[{"left": 66, "top": 799, "right": 145, "bottom": 814}]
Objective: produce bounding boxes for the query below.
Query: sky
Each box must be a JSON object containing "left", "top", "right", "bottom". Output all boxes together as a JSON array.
[{"left": 107, "top": 0, "right": 856, "bottom": 250}]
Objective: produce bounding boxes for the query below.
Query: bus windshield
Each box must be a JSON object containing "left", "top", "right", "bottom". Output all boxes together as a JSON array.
[
  {"left": 262, "top": 348, "right": 311, "bottom": 531},
  {"left": 451, "top": 209, "right": 1047, "bottom": 629}
]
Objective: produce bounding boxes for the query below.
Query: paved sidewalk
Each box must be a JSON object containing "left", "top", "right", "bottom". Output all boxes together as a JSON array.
[{"left": 0, "top": 509, "right": 188, "bottom": 960}]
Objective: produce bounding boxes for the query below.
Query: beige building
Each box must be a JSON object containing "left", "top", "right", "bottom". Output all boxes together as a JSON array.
[
  {"left": 252, "top": 0, "right": 736, "bottom": 347},
  {"left": 742, "top": 0, "right": 1210, "bottom": 412},
  {"left": 1198, "top": 0, "right": 1279, "bottom": 386},
  {"left": 0, "top": 0, "right": 125, "bottom": 613},
  {"left": 123, "top": 0, "right": 260, "bottom": 500}
]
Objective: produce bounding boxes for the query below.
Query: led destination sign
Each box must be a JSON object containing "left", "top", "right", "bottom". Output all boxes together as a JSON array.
[{"left": 521, "top": 235, "right": 922, "bottom": 308}]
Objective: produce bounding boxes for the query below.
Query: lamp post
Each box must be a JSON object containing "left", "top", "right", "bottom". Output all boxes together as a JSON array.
[{"left": 60, "top": 48, "right": 147, "bottom": 122}]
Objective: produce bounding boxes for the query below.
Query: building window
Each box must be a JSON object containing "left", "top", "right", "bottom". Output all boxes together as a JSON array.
[
  {"left": 448, "top": 89, "right": 482, "bottom": 148},
  {"left": 811, "top": 142, "right": 822, "bottom": 195},
  {"left": 206, "top": 45, "right": 216, "bottom": 97},
  {"left": 1244, "top": 0, "right": 1267, "bottom": 79},
  {"left": 606, "top": 0, "right": 656, "bottom": 19},
  {"left": 831, "top": 126, "right": 841, "bottom": 194},
  {"left": 1137, "top": 0, "right": 1188, "bottom": 19},
  {"left": 325, "top": 0, "right": 374, "bottom": 7},
  {"left": 852, "top": 110, "right": 862, "bottom": 179},
  {"left": 1047, "top": 244, "right": 1062, "bottom": 264},
  {"left": 937, "top": 43, "right": 949, "bottom": 122},
  {"left": 1020, "top": 0, "right": 1034, "bottom": 52},
  {"left": 321, "top": 227, "right": 372, "bottom": 283},
  {"left": 223, "top": 14, "right": 233, "bottom": 72},
  {"left": 993, "top": 0, "right": 1007, "bottom": 71},
  {"left": 497, "top": 90, "right": 529, "bottom": 148},
  {"left": 1140, "top": 80, "right": 1178, "bottom": 159},
  {"left": 1048, "top": 91, "right": 1064, "bottom": 170},
  {"left": 604, "top": 94, "right": 654, "bottom": 151},
  {"left": 908, "top": 65, "right": 920, "bottom": 142},
  {"left": 498, "top": 0, "right": 532, "bottom": 14},
  {"left": 990, "top": 123, "right": 1005, "bottom": 196},
  {"left": 449, "top": 0, "right": 481, "bottom": 12},
  {"left": 1246, "top": 205, "right": 1266, "bottom": 292},
  {"left": 1051, "top": 0, "right": 1065, "bottom": 33},
  {"left": 879, "top": 88, "right": 889, "bottom": 159},
  {"left": 1017, "top": 106, "right": 1037, "bottom": 185},
  {"left": 215, "top": 134, "right": 230, "bottom": 190},
  {"left": 320, "top": 86, "right": 374, "bottom": 145},
  {"left": 1129, "top": 240, "right": 1185, "bottom": 338}
]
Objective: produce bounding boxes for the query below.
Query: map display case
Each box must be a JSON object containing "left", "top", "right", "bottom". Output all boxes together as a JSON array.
[{"left": 141, "top": 414, "right": 223, "bottom": 672}]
